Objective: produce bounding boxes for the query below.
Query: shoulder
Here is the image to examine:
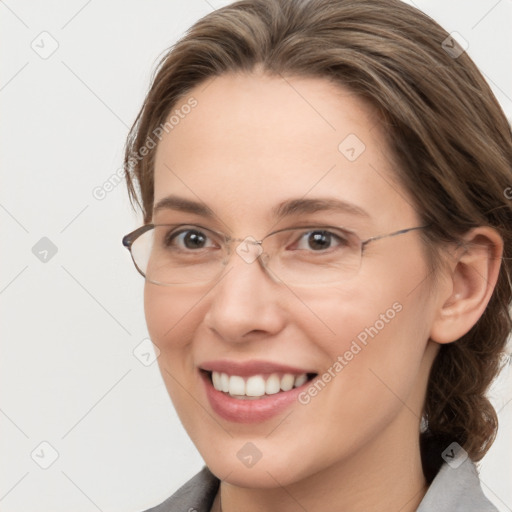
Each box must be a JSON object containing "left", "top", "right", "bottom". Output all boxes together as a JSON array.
[
  {"left": 417, "top": 458, "right": 498, "bottom": 512},
  {"left": 141, "top": 466, "right": 220, "bottom": 512}
]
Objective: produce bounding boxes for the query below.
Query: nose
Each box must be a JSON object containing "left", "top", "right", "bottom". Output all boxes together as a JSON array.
[{"left": 203, "top": 250, "right": 287, "bottom": 344}]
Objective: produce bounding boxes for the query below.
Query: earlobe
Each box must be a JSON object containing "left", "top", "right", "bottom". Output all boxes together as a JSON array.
[{"left": 429, "top": 227, "right": 503, "bottom": 345}]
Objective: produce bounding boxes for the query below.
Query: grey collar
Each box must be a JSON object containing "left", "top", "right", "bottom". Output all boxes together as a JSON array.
[{"left": 417, "top": 458, "right": 497, "bottom": 511}]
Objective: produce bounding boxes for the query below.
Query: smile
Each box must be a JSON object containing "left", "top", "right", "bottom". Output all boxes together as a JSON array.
[
  {"left": 198, "top": 361, "right": 318, "bottom": 423},
  {"left": 209, "top": 371, "right": 316, "bottom": 399}
]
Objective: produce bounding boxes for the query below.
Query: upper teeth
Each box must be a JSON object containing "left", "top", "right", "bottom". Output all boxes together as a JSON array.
[{"left": 211, "top": 371, "right": 308, "bottom": 397}]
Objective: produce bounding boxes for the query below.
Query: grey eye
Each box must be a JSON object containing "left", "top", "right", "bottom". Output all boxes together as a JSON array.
[
  {"left": 294, "top": 230, "right": 348, "bottom": 251},
  {"left": 163, "top": 227, "right": 216, "bottom": 250}
]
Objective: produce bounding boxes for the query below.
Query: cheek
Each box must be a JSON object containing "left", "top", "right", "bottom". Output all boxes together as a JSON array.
[
  {"left": 143, "top": 284, "right": 203, "bottom": 351},
  {"left": 288, "top": 288, "right": 432, "bottom": 465},
  {"left": 144, "top": 285, "right": 206, "bottom": 422},
  {"left": 143, "top": 284, "right": 206, "bottom": 406},
  {"left": 296, "top": 256, "right": 433, "bottom": 406}
]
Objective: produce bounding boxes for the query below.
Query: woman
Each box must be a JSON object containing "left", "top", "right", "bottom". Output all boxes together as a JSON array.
[{"left": 122, "top": 0, "right": 512, "bottom": 510}]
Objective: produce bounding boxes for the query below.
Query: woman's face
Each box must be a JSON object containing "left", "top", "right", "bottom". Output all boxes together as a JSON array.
[{"left": 146, "top": 72, "right": 441, "bottom": 487}]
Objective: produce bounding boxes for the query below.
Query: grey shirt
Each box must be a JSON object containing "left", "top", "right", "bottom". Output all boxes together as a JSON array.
[{"left": 143, "top": 458, "right": 498, "bottom": 512}]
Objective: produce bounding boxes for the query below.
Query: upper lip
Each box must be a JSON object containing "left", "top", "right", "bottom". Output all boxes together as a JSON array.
[{"left": 199, "top": 359, "right": 317, "bottom": 376}]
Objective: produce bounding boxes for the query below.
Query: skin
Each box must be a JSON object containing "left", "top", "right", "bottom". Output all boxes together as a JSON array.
[{"left": 145, "top": 70, "right": 502, "bottom": 512}]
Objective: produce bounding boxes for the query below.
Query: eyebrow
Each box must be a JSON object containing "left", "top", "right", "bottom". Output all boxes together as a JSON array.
[
  {"left": 153, "top": 195, "right": 214, "bottom": 217},
  {"left": 153, "top": 195, "right": 370, "bottom": 220},
  {"left": 272, "top": 197, "right": 369, "bottom": 220}
]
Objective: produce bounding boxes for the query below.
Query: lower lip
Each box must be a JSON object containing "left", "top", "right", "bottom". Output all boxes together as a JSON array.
[{"left": 200, "top": 370, "right": 311, "bottom": 423}]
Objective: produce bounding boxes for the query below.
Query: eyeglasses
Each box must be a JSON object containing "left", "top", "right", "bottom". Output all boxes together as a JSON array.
[{"left": 122, "top": 223, "right": 429, "bottom": 287}]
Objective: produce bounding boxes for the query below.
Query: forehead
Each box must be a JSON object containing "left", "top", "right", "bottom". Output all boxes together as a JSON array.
[{"left": 152, "top": 72, "right": 417, "bottom": 230}]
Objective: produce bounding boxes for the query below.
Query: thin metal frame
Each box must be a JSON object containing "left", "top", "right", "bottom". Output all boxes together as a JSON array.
[{"left": 122, "top": 223, "right": 430, "bottom": 283}]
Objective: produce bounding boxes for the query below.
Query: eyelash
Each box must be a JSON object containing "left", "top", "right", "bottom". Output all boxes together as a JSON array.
[
  {"left": 166, "top": 228, "right": 218, "bottom": 250},
  {"left": 163, "top": 226, "right": 351, "bottom": 252}
]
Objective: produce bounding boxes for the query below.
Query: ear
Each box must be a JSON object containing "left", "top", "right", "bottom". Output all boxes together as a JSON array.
[{"left": 429, "top": 227, "right": 503, "bottom": 344}]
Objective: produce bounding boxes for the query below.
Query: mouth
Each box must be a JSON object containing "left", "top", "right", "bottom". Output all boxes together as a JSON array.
[
  {"left": 200, "top": 369, "right": 318, "bottom": 400},
  {"left": 198, "top": 366, "right": 318, "bottom": 423},
  {"left": 198, "top": 359, "right": 319, "bottom": 422}
]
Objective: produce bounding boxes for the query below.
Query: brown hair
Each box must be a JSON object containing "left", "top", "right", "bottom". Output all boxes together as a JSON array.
[{"left": 124, "top": 0, "right": 512, "bottom": 480}]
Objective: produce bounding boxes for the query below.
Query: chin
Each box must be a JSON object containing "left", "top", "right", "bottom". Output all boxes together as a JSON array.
[
  {"left": 207, "top": 457, "right": 304, "bottom": 488},
  {"left": 199, "top": 438, "right": 329, "bottom": 490}
]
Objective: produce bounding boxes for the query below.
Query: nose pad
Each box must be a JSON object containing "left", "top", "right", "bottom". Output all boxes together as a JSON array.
[
  {"left": 257, "top": 251, "right": 286, "bottom": 284},
  {"left": 217, "top": 235, "right": 283, "bottom": 287},
  {"left": 235, "top": 245, "right": 283, "bottom": 285},
  {"left": 259, "top": 250, "right": 271, "bottom": 267}
]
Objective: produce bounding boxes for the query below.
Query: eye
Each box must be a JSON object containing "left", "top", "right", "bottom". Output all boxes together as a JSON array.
[
  {"left": 293, "top": 229, "right": 351, "bottom": 251},
  {"left": 162, "top": 226, "right": 217, "bottom": 251}
]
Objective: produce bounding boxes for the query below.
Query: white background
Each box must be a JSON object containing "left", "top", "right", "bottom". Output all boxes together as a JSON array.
[{"left": 1, "top": 1, "right": 511, "bottom": 511}]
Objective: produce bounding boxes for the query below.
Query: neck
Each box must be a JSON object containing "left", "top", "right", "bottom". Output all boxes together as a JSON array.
[{"left": 214, "top": 414, "right": 428, "bottom": 512}]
